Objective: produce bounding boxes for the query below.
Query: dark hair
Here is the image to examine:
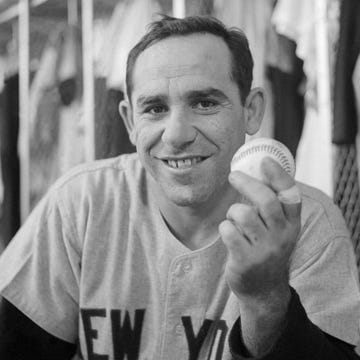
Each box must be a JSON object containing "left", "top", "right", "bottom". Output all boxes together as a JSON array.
[{"left": 125, "top": 15, "right": 253, "bottom": 104}]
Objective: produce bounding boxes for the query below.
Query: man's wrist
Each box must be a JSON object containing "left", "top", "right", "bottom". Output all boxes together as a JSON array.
[
  {"left": 237, "top": 284, "right": 291, "bottom": 315},
  {"left": 229, "top": 286, "right": 331, "bottom": 360},
  {"left": 236, "top": 286, "right": 291, "bottom": 357}
]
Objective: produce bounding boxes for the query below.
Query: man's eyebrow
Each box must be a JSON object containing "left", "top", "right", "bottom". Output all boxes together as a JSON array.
[
  {"left": 186, "top": 88, "right": 229, "bottom": 101},
  {"left": 135, "top": 88, "right": 229, "bottom": 107},
  {"left": 136, "top": 95, "right": 166, "bottom": 107}
]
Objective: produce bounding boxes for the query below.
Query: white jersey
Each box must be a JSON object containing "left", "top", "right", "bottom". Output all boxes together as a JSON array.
[{"left": 0, "top": 153, "right": 359, "bottom": 359}]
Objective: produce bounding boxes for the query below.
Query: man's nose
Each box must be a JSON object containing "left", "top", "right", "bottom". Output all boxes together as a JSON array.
[{"left": 161, "top": 108, "right": 197, "bottom": 148}]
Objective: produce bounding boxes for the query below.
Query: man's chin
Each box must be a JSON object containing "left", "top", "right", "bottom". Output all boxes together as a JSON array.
[{"left": 166, "top": 191, "right": 210, "bottom": 208}]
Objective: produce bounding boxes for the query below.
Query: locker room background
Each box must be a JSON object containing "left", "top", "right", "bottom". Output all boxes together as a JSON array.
[{"left": 0, "top": 0, "right": 359, "bottom": 276}]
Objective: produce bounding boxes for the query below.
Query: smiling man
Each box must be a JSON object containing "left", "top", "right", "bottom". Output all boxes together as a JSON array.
[{"left": 0, "top": 15, "right": 360, "bottom": 360}]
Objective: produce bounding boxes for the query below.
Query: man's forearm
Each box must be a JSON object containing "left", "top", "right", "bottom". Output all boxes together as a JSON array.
[
  {"left": 229, "top": 287, "right": 360, "bottom": 360},
  {"left": 237, "top": 286, "right": 291, "bottom": 357}
]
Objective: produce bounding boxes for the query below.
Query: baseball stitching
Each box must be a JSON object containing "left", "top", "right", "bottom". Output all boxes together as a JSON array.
[{"left": 233, "top": 144, "right": 293, "bottom": 175}]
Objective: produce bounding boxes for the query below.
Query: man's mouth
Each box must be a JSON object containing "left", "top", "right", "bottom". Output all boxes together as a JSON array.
[{"left": 163, "top": 157, "right": 206, "bottom": 169}]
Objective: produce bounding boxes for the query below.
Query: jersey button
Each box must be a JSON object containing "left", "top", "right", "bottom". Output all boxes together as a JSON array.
[
  {"left": 175, "top": 324, "right": 183, "bottom": 335},
  {"left": 183, "top": 262, "right": 192, "bottom": 273}
]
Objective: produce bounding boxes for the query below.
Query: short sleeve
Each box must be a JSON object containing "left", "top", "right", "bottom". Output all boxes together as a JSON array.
[
  {"left": 0, "top": 189, "right": 81, "bottom": 343},
  {"left": 290, "top": 237, "right": 360, "bottom": 346}
]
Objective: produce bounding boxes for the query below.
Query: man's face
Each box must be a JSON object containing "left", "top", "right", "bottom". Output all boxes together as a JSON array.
[{"left": 126, "top": 34, "right": 251, "bottom": 207}]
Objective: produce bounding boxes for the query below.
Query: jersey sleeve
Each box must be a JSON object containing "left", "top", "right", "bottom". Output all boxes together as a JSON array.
[
  {"left": 289, "top": 236, "right": 360, "bottom": 346},
  {"left": 228, "top": 287, "right": 360, "bottom": 360},
  {"left": 0, "top": 188, "right": 81, "bottom": 343},
  {"left": 285, "top": 184, "right": 360, "bottom": 346}
]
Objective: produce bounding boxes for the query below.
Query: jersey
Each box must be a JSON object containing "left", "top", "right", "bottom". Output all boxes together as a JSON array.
[{"left": 0, "top": 153, "right": 359, "bottom": 359}]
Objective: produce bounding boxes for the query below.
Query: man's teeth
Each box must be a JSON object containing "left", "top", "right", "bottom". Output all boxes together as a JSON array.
[{"left": 166, "top": 157, "right": 203, "bottom": 169}]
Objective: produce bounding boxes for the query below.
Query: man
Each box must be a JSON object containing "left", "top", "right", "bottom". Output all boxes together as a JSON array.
[{"left": 0, "top": 15, "right": 359, "bottom": 360}]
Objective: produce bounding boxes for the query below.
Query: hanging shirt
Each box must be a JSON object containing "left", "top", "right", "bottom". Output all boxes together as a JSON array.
[
  {"left": 272, "top": 0, "right": 340, "bottom": 197},
  {"left": 0, "top": 74, "right": 20, "bottom": 247},
  {"left": 105, "top": 0, "right": 162, "bottom": 91},
  {"left": 333, "top": 0, "right": 360, "bottom": 144},
  {"left": 354, "top": 56, "right": 360, "bottom": 184},
  {"left": 29, "top": 32, "right": 62, "bottom": 209},
  {"left": 266, "top": 31, "right": 305, "bottom": 158},
  {"left": 213, "top": 0, "right": 275, "bottom": 139}
]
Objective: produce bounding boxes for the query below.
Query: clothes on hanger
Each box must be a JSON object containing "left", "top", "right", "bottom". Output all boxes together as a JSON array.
[
  {"left": 92, "top": 2, "right": 149, "bottom": 159},
  {"left": 0, "top": 73, "right": 20, "bottom": 248},
  {"left": 105, "top": 0, "right": 162, "bottom": 92},
  {"left": 29, "top": 26, "right": 84, "bottom": 210},
  {"left": 29, "top": 30, "right": 61, "bottom": 209},
  {"left": 266, "top": 28, "right": 305, "bottom": 158},
  {"left": 57, "top": 25, "right": 82, "bottom": 106},
  {"left": 333, "top": 0, "right": 360, "bottom": 145},
  {"left": 57, "top": 100, "right": 85, "bottom": 175},
  {"left": 354, "top": 56, "right": 360, "bottom": 184},
  {"left": 0, "top": 56, "right": 5, "bottom": 221},
  {"left": 95, "top": 2, "right": 127, "bottom": 80},
  {"left": 272, "top": 0, "right": 340, "bottom": 197},
  {"left": 213, "top": 0, "right": 275, "bottom": 139},
  {"left": 186, "top": 0, "right": 214, "bottom": 15},
  {"left": 94, "top": 78, "right": 135, "bottom": 159},
  {"left": 56, "top": 25, "right": 85, "bottom": 176}
]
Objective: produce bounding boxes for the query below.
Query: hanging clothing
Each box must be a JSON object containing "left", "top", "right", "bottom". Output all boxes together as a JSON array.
[
  {"left": 92, "top": 13, "right": 136, "bottom": 159},
  {"left": 29, "top": 32, "right": 62, "bottom": 209},
  {"left": 266, "top": 31, "right": 305, "bottom": 158},
  {"left": 0, "top": 56, "right": 5, "bottom": 225},
  {"left": 186, "top": 0, "right": 214, "bottom": 15},
  {"left": 333, "top": 0, "right": 360, "bottom": 145},
  {"left": 95, "top": 2, "right": 127, "bottom": 80},
  {"left": 354, "top": 56, "right": 360, "bottom": 189},
  {"left": 354, "top": 55, "right": 360, "bottom": 126},
  {"left": 29, "top": 87, "right": 61, "bottom": 209},
  {"left": 0, "top": 151, "right": 3, "bottom": 217},
  {"left": 57, "top": 100, "right": 85, "bottom": 175},
  {"left": 105, "top": 0, "right": 162, "bottom": 92},
  {"left": 213, "top": 0, "right": 275, "bottom": 139},
  {"left": 0, "top": 74, "right": 20, "bottom": 248},
  {"left": 57, "top": 25, "right": 82, "bottom": 106},
  {"left": 94, "top": 78, "right": 135, "bottom": 159},
  {"left": 272, "top": 0, "right": 340, "bottom": 197},
  {"left": 56, "top": 25, "right": 85, "bottom": 175},
  {"left": 29, "top": 26, "right": 83, "bottom": 210}
]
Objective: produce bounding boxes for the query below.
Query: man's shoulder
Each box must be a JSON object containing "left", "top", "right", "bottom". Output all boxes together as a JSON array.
[
  {"left": 297, "top": 181, "right": 349, "bottom": 237},
  {"left": 291, "top": 181, "right": 351, "bottom": 268},
  {"left": 51, "top": 153, "right": 142, "bottom": 192},
  {"left": 38, "top": 153, "right": 146, "bottom": 213}
]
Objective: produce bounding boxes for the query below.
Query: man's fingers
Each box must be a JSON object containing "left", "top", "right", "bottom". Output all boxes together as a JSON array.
[
  {"left": 228, "top": 170, "right": 284, "bottom": 227},
  {"left": 219, "top": 220, "right": 250, "bottom": 253},
  {"left": 226, "top": 203, "right": 267, "bottom": 244},
  {"left": 229, "top": 157, "right": 301, "bottom": 223},
  {"left": 277, "top": 185, "right": 301, "bottom": 204},
  {"left": 261, "top": 157, "right": 302, "bottom": 221}
]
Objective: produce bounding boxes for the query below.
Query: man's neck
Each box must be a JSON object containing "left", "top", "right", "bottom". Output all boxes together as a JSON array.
[{"left": 153, "top": 184, "right": 240, "bottom": 251}]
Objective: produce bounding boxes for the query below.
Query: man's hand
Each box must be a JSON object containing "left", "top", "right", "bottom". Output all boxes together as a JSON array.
[{"left": 219, "top": 157, "right": 301, "bottom": 356}]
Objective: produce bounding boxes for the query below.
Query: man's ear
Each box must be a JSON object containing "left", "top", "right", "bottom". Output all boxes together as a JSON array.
[
  {"left": 244, "top": 87, "right": 266, "bottom": 136},
  {"left": 119, "top": 100, "right": 136, "bottom": 145}
]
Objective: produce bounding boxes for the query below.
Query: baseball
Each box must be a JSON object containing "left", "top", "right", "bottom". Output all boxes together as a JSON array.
[{"left": 231, "top": 137, "right": 296, "bottom": 181}]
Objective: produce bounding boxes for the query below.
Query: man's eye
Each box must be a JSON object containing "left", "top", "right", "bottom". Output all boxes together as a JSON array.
[
  {"left": 145, "top": 105, "right": 166, "bottom": 114},
  {"left": 195, "top": 100, "right": 217, "bottom": 109}
]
